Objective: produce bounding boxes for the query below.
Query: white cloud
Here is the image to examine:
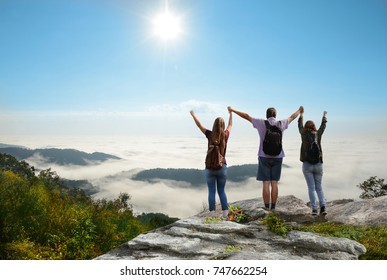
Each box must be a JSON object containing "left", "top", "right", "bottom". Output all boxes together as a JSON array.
[
  {"left": 6, "top": 135, "right": 385, "bottom": 218},
  {"left": 0, "top": 99, "right": 231, "bottom": 137},
  {"left": 146, "top": 99, "right": 225, "bottom": 114}
]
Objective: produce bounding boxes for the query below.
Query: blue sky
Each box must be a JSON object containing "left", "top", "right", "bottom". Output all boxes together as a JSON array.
[{"left": 0, "top": 0, "right": 386, "bottom": 138}]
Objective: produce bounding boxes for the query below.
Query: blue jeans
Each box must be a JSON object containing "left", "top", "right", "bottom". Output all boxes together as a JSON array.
[
  {"left": 302, "top": 162, "right": 326, "bottom": 210},
  {"left": 205, "top": 164, "right": 228, "bottom": 211}
]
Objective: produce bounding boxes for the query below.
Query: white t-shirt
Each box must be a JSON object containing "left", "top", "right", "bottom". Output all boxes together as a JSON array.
[{"left": 251, "top": 117, "right": 289, "bottom": 158}]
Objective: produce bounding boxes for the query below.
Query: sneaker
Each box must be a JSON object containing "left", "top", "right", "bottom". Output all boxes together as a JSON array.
[
  {"left": 312, "top": 209, "right": 318, "bottom": 216},
  {"left": 320, "top": 206, "right": 327, "bottom": 216}
]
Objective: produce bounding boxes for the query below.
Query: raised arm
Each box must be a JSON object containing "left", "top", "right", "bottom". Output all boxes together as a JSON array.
[
  {"left": 298, "top": 110, "right": 304, "bottom": 133},
  {"left": 288, "top": 106, "right": 304, "bottom": 124},
  {"left": 226, "top": 109, "right": 233, "bottom": 132},
  {"left": 318, "top": 111, "right": 328, "bottom": 136},
  {"left": 190, "top": 110, "right": 207, "bottom": 134},
  {"left": 228, "top": 106, "right": 252, "bottom": 123}
]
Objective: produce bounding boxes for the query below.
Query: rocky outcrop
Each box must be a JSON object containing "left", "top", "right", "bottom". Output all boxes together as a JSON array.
[
  {"left": 326, "top": 196, "right": 387, "bottom": 226},
  {"left": 96, "top": 195, "right": 387, "bottom": 260}
]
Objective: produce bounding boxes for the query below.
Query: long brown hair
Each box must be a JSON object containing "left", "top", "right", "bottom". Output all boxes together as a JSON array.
[
  {"left": 210, "top": 117, "right": 226, "bottom": 152},
  {"left": 304, "top": 120, "right": 317, "bottom": 132}
]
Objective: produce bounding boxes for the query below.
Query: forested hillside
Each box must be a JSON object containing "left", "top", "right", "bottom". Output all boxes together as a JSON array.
[{"left": 0, "top": 153, "right": 176, "bottom": 260}]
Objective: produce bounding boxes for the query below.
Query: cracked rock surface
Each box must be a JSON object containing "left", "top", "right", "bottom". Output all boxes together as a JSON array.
[{"left": 95, "top": 195, "right": 386, "bottom": 260}]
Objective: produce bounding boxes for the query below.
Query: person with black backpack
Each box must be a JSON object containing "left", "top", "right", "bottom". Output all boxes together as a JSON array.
[
  {"left": 227, "top": 105, "right": 303, "bottom": 211},
  {"left": 298, "top": 110, "right": 328, "bottom": 216},
  {"left": 190, "top": 109, "right": 232, "bottom": 219}
]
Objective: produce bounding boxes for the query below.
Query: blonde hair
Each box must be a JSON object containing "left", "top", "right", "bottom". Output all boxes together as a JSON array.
[{"left": 211, "top": 117, "right": 226, "bottom": 152}]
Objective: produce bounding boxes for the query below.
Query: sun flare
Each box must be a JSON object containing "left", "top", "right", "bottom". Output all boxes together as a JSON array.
[{"left": 152, "top": 6, "right": 182, "bottom": 41}]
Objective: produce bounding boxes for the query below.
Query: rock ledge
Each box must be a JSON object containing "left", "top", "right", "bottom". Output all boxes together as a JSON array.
[{"left": 96, "top": 195, "right": 387, "bottom": 260}]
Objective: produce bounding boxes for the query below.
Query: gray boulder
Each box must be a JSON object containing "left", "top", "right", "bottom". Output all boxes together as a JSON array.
[
  {"left": 326, "top": 195, "right": 387, "bottom": 226},
  {"left": 231, "top": 194, "right": 387, "bottom": 226}
]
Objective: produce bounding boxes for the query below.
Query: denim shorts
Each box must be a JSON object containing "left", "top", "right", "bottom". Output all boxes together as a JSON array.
[{"left": 257, "top": 156, "right": 283, "bottom": 181}]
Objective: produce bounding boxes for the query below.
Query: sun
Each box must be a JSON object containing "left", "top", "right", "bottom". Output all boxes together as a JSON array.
[{"left": 152, "top": 5, "right": 182, "bottom": 41}]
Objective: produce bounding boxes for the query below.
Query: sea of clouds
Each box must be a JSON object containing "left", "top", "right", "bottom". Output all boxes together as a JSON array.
[{"left": 3, "top": 134, "right": 386, "bottom": 218}]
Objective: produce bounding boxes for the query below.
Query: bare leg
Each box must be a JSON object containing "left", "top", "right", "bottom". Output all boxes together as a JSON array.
[
  {"left": 262, "top": 181, "right": 271, "bottom": 206},
  {"left": 271, "top": 181, "right": 279, "bottom": 207}
]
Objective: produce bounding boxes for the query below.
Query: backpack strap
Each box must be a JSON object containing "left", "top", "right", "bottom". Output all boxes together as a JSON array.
[
  {"left": 307, "top": 132, "right": 317, "bottom": 144},
  {"left": 265, "top": 120, "right": 281, "bottom": 129}
]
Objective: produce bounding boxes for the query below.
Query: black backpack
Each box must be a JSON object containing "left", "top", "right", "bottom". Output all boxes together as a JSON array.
[
  {"left": 305, "top": 133, "right": 321, "bottom": 164},
  {"left": 263, "top": 121, "right": 282, "bottom": 156},
  {"left": 205, "top": 143, "right": 224, "bottom": 170}
]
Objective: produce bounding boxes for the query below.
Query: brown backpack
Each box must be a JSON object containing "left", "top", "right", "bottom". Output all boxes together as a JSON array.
[{"left": 205, "top": 142, "right": 224, "bottom": 170}]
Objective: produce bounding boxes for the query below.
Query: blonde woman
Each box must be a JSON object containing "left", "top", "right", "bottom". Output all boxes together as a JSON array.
[{"left": 190, "top": 110, "right": 232, "bottom": 219}]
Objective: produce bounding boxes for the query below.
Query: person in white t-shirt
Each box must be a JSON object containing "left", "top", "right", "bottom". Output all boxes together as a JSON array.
[{"left": 227, "top": 105, "right": 303, "bottom": 210}]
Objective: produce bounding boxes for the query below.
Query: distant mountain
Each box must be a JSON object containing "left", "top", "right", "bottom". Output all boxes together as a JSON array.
[
  {"left": 0, "top": 146, "right": 121, "bottom": 166},
  {"left": 0, "top": 143, "right": 26, "bottom": 149},
  {"left": 132, "top": 164, "right": 260, "bottom": 186},
  {"left": 133, "top": 168, "right": 205, "bottom": 186}
]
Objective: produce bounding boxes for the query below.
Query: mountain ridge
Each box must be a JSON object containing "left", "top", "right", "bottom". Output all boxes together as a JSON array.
[
  {"left": 0, "top": 145, "right": 120, "bottom": 166},
  {"left": 132, "top": 164, "right": 291, "bottom": 186}
]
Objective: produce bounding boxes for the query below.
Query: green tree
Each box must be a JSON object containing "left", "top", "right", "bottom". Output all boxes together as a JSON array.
[
  {"left": 357, "top": 176, "right": 387, "bottom": 199},
  {"left": 0, "top": 154, "right": 176, "bottom": 260}
]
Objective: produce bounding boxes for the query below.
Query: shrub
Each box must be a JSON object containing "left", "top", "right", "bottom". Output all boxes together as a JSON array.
[
  {"left": 357, "top": 176, "right": 387, "bottom": 199},
  {"left": 224, "top": 245, "right": 241, "bottom": 253},
  {"left": 2, "top": 240, "right": 57, "bottom": 260},
  {"left": 262, "top": 212, "right": 289, "bottom": 238},
  {"left": 204, "top": 217, "right": 222, "bottom": 224},
  {"left": 228, "top": 205, "right": 247, "bottom": 223}
]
